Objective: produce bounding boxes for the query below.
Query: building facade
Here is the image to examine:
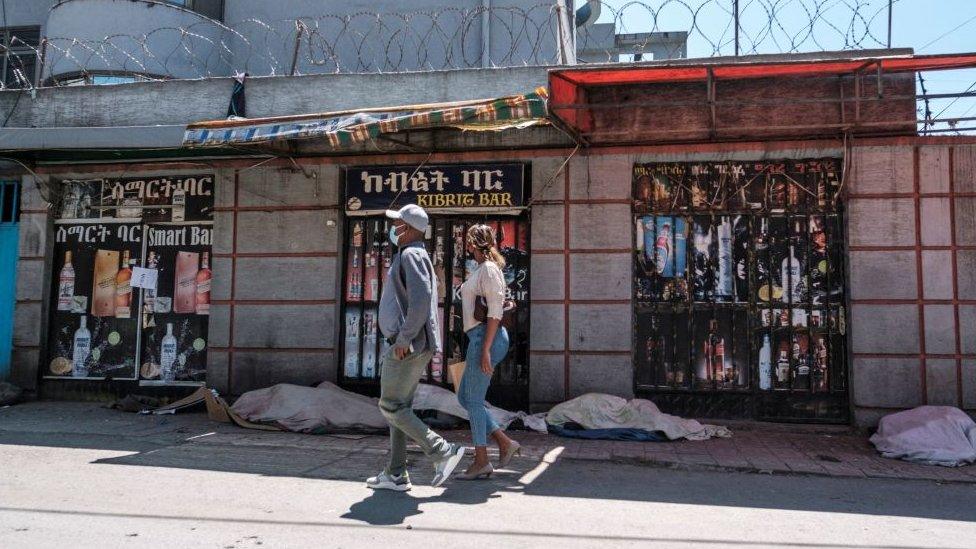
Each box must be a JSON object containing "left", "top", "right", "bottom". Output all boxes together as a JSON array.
[{"left": 3, "top": 48, "right": 975, "bottom": 426}]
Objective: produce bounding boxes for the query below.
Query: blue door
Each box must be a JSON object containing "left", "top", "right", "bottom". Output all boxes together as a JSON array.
[{"left": 0, "top": 181, "right": 20, "bottom": 380}]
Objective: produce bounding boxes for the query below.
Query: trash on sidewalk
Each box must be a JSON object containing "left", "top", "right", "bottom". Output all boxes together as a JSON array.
[
  {"left": 870, "top": 406, "right": 976, "bottom": 467},
  {"left": 0, "top": 382, "right": 24, "bottom": 407},
  {"left": 230, "top": 382, "right": 387, "bottom": 434},
  {"left": 545, "top": 393, "right": 732, "bottom": 441},
  {"left": 109, "top": 394, "right": 161, "bottom": 413}
]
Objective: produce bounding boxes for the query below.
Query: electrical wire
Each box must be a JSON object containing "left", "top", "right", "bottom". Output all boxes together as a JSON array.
[{"left": 919, "top": 12, "right": 976, "bottom": 51}]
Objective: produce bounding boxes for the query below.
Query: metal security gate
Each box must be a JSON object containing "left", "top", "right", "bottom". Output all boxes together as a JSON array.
[
  {"left": 632, "top": 160, "right": 850, "bottom": 422},
  {"left": 340, "top": 215, "right": 531, "bottom": 412},
  {"left": 0, "top": 181, "right": 20, "bottom": 380}
]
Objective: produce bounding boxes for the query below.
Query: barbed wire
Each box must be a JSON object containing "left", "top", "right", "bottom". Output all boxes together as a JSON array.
[
  {"left": 0, "top": 0, "right": 971, "bottom": 132},
  {"left": 0, "top": 0, "right": 902, "bottom": 87}
]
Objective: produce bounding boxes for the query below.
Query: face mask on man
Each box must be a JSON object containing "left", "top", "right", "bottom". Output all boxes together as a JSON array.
[{"left": 388, "top": 224, "right": 406, "bottom": 246}]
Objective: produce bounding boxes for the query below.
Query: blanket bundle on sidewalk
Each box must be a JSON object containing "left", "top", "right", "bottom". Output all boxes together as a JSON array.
[
  {"left": 546, "top": 393, "right": 732, "bottom": 441},
  {"left": 870, "top": 406, "right": 976, "bottom": 467}
]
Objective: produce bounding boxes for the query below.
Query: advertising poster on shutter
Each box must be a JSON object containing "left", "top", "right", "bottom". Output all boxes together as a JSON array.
[
  {"left": 139, "top": 224, "right": 213, "bottom": 384},
  {"left": 58, "top": 174, "right": 215, "bottom": 223},
  {"left": 45, "top": 223, "right": 142, "bottom": 379}
]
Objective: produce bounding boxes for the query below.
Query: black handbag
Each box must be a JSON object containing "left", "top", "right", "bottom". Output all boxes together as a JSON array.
[{"left": 474, "top": 295, "right": 517, "bottom": 327}]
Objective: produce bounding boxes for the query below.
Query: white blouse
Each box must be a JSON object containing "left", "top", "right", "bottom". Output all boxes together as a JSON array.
[{"left": 460, "top": 260, "right": 506, "bottom": 332}]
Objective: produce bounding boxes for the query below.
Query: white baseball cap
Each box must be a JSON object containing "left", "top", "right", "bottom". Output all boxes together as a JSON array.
[{"left": 385, "top": 204, "right": 429, "bottom": 233}]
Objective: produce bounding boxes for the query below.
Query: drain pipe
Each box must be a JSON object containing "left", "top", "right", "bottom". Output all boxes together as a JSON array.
[{"left": 481, "top": 0, "right": 491, "bottom": 68}]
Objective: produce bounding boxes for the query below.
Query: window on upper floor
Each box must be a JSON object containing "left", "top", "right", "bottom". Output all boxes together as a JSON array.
[
  {"left": 1, "top": 26, "right": 40, "bottom": 89},
  {"left": 163, "top": 0, "right": 223, "bottom": 21}
]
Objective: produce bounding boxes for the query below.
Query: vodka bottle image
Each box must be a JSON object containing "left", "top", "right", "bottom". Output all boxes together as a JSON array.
[
  {"left": 72, "top": 315, "right": 91, "bottom": 377},
  {"left": 776, "top": 349, "right": 790, "bottom": 385},
  {"left": 782, "top": 246, "right": 802, "bottom": 304},
  {"left": 654, "top": 218, "right": 673, "bottom": 276},
  {"left": 171, "top": 187, "right": 186, "bottom": 222},
  {"left": 195, "top": 251, "right": 212, "bottom": 315},
  {"left": 143, "top": 252, "right": 159, "bottom": 315},
  {"left": 61, "top": 185, "right": 79, "bottom": 219},
  {"left": 57, "top": 251, "right": 76, "bottom": 311},
  {"left": 115, "top": 250, "right": 133, "bottom": 318},
  {"left": 759, "top": 334, "right": 773, "bottom": 390},
  {"left": 160, "top": 323, "right": 178, "bottom": 382},
  {"left": 715, "top": 218, "right": 733, "bottom": 299},
  {"left": 673, "top": 218, "right": 687, "bottom": 277},
  {"left": 343, "top": 311, "right": 361, "bottom": 378}
]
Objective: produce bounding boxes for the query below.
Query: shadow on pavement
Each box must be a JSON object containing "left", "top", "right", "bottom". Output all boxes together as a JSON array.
[{"left": 3, "top": 403, "right": 976, "bottom": 525}]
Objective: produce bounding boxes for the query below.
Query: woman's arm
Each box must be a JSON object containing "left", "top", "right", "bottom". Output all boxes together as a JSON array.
[{"left": 480, "top": 262, "right": 506, "bottom": 375}]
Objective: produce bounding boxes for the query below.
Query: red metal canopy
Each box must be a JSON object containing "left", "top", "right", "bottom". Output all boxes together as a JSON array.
[{"left": 549, "top": 52, "right": 976, "bottom": 131}]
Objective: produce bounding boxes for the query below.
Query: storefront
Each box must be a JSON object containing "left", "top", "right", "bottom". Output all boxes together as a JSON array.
[
  {"left": 632, "top": 159, "right": 849, "bottom": 422},
  {"left": 9, "top": 52, "right": 975, "bottom": 426},
  {"left": 339, "top": 163, "right": 532, "bottom": 411},
  {"left": 44, "top": 174, "right": 214, "bottom": 390}
]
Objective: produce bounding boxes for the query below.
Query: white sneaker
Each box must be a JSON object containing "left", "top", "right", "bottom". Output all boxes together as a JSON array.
[
  {"left": 366, "top": 471, "right": 412, "bottom": 492},
  {"left": 431, "top": 444, "right": 465, "bottom": 487}
]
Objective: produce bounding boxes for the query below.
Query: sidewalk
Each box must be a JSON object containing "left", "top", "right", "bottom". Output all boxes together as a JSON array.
[{"left": 2, "top": 401, "right": 974, "bottom": 484}]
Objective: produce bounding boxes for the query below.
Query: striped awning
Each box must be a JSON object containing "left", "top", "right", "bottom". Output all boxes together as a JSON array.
[{"left": 183, "top": 88, "right": 549, "bottom": 147}]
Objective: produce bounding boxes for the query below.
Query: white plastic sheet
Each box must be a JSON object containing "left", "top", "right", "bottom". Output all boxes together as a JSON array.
[{"left": 870, "top": 406, "right": 976, "bottom": 467}]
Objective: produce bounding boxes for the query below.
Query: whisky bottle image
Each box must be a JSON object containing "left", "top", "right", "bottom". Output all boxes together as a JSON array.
[
  {"left": 92, "top": 249, "right": 120, "bottom": 317},
  {"left": 115, "top": 250, "right": 133, "bottom": 318},
  {"left": 72, "top": 315, "right": 91, "bottom": 378},
  {"left": 143, "top": 252, "right": 159, "bottom": 315},
  {"left": 195, "top": 251, "right": 212, "bottom": 315},
  {"left": 343, "top": 311, "right": 361, "bottom": 378},
  {"left": 78, "top": 190, "right": 92, "bottom": 218},
  {"left": 793, "top": 338, "right": 810, "bottom": 389},
  {"left": 171, "top": 187, "right": 186, "bottom": 222},
  {"left": 160, "top": 323, "right": 178, "bottom": 382},
  {"left": 711, "top": 321, "right": 726, "bottom": 383},
  {"left": 759, "top": 334, "right": 772, "bottom": 390},
  {"left": 57, "top": 251, "right": 75, "bottom": 311},
  {"left": 814, "top": 337, "right": 829, "bottom": 391},
  {"left": 352, "top": 222, "right": 363, "bottom": 248},
  {"left": 61, "top": 185, "right": 79, "bottom": 219},
  {"left": 776, "top": 347, "right": 790, "bottom": 385},
  {"left": 362, "top": 311, "right": 377, "bottom": 378},
  {"left": 174, "top": 251, "right": 199, "bottom": 314}
]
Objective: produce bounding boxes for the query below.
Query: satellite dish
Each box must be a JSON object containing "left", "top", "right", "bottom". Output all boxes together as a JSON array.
[{"left": 575, "top": 0, "right": 602, "bottom": 28}]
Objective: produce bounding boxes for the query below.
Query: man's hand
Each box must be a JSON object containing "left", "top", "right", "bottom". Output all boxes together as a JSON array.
[{"left": 394, "top": 345, "right": 410, "bottom": 360}]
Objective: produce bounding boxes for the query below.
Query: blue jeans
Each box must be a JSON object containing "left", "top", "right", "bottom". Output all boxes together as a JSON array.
[{"left": 457, "top": 324, "right": 509, "bottom": 446}]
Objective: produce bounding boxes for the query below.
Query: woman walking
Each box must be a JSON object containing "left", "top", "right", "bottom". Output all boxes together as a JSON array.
[{"left": 455, "top": 224, "right": 521, "bottom": 480}]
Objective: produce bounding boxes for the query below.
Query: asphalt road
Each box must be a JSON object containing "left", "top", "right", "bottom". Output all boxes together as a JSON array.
[{"left": 1, "top": 429, "right": 975, "bottom": 549}]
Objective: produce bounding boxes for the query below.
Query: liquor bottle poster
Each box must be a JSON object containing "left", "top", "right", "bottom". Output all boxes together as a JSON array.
[
  {"left": 45, "top": 222, "right": 142, "bottom": 379},
  {"left": 139, "top": 223, "right": 213, "bottom": 384},
  {"left": 58, "top": 175, "right": 215, "bottom": 223}
]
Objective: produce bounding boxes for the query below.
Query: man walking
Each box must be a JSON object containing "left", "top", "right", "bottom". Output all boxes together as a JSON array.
[{"left": 367, "top": 204, "right": 465, "bottom": 491}]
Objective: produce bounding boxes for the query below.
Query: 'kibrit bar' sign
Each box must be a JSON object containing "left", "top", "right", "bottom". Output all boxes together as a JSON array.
[{"left": 344, "top": 163, "right": 526, "bottom": 212}]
